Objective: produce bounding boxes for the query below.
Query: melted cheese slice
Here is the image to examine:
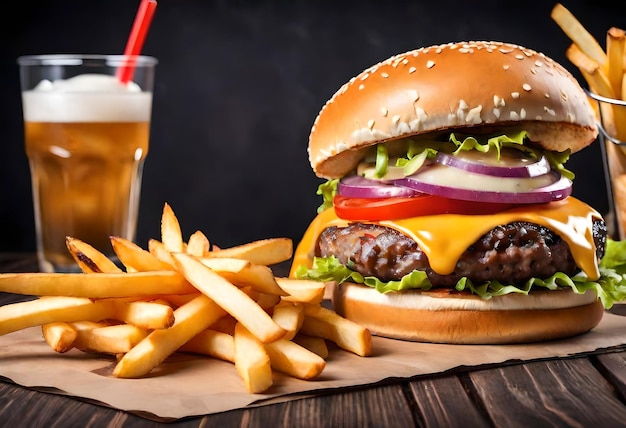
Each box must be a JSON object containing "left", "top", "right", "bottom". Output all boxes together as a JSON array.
[{"left": 289, "top": 197, "right": 602, "bottom": 281}]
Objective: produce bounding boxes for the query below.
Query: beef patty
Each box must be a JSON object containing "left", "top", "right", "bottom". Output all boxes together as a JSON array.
[{"left": 317, "top": 220, "right": 607, "bottom": 287}]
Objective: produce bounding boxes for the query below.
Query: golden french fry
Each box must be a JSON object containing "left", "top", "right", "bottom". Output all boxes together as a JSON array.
[
  {"left": 161, "top": 203, "right": 184, "bottom": 253},
  {"left": 301, "top": 304, "right": 372, "bottom": 357},
  {"left": 112, "top": 299, "right": 175, "bottom": 330},
  {"left": 293, "top": 334, "right": 329, "bottom": 359},
  {"left": 159, "top": 293, "right": 201, "bottom": 308},
  {"left": 272, "top": 301, "right": 304, "bottom": 340},
  {"left": 66, "top": 236, "right": 122, "bottom": 273},
  {"left": 265, "top": 338, "right": 326, "bottom": 380},
  {"left": 255, "top": 292, "right": 281, "bottom": 310},
  {"left": 199, "top": 257, "right": 250, "bottom": 273},
  {"left": 551, "top": 3, "right": 608, "bottom": 67},
  {"left": 204, "top": 238, "right": 293, "bottom": 266},
  {"left": 0, "top": 271, "right": 195, "bottom": 298},
  {"left": 172, "top": 253, "right": 286, "bottom": 343},
  {"left": 607, "top": 27, "right": 625, "bottom": 98},
  {"left": 277, "top": 278, "right": 326, "bottom": 304},
  {"left": 221, "top": 263, "right": 288, "bottom": 297},
  {"left": 0, "top": 297, "right": 115, "bottom": 336},
  {"left": 179, "top": 329, "right": 235, "bottom": 362},
  {"left": 75, "top": 323, "right": 148, "bottom": 354},
  {"left": 110, "top": 236, "right": 172, "bottom": 272},
  {"left": 233, "top": 322, "right": 273, "bottom": 393},
  {"left": 113, "top": 294, "right": 226, "bottom": 378},
  {"left": 148, "top": 239, "right": 177, "bottom": 268},
  {"left": 186, "top": 230, "right": 211, "bottom": 257},
  {"left": 42, "top": 322, "right": 78, "bottom": 353},
  {"left": 209, "top": 314, "right": 237, "bottom": 335}
]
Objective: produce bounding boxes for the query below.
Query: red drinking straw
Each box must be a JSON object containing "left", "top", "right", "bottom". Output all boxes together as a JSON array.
[{"left": 117, "top": 0, "right": 158, "bottom": 84}]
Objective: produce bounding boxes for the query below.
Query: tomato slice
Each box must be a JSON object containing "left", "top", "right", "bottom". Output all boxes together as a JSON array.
[{"left": 333, "top": 194, "right": 514, "bottom": 221}]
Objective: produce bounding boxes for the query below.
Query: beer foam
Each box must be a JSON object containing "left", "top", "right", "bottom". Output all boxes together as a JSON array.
[{"left": 22, "top": 74, "right": 152, "bottom": 122}]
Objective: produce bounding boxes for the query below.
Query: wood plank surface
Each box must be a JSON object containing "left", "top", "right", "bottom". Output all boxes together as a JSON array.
[
  {"left": 408, "top": 375, "right": 490, "bottom": 427},
  {"left": 468, "top": 357, "right": 626, "bottom": 427}
]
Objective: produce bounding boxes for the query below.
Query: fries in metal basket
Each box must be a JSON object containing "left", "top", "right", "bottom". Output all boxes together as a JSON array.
[{"left": 0, "top": 202, "right": 373, "bottom": 393}]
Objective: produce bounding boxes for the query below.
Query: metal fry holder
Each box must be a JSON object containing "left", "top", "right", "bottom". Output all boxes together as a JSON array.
[{"left": 586, "top": 90, "right": 626, "bottom": 239}]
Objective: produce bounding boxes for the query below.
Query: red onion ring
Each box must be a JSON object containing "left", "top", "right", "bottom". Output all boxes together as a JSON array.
[
  {"left": 338, "top": 176, "right": 421, "bottom": 199},
  {"left": 436, "top": 151, "right": 551, "bottom": 178},
  {"left": 394, "top": 172, "right": 572, "bottom": 204}
]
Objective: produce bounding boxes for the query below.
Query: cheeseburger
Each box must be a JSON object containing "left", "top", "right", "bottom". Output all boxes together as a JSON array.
[{"left": 290, "top": 41, "right": 626, "bottom": 344}]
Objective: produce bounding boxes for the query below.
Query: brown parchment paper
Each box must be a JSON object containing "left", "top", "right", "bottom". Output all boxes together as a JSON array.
[{"left": 2, "top": 309, "right": 626, "bottom": 421}]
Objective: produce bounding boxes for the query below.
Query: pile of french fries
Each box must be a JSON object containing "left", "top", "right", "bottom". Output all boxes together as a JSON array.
[
  {"left": 0, "top": 203, "right": 372, "bottom": 394},
  {"left": 551, "top": 3, "right": 626, "bottom": 236}
]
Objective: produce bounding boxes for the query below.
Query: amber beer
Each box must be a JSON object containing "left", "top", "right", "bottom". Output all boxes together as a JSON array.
[
  {"left": 24, "top": 120, "right": 149, "bottom": 271},
  {"left": 19, "top": 55, "right": 156, "bottom": 272}
]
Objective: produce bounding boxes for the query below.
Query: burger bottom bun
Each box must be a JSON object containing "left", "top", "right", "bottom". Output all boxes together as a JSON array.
[{"left": 331, "top": 282, "right": 605, "bottom": 344}]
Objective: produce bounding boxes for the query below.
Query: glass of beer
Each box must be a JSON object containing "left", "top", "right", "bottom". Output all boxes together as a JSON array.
[{"left": 18, "top": 54, "right": 157, "bottom": 272}]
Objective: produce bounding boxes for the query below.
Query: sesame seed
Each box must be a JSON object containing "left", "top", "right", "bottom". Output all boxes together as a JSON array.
[
  {"left": 381, "top": 72, "right": 389, "bottom": 78},
  {"left": 459, "top": 99, "right": 469, "bottom": 110},
  {"left": 511, "top": 92, "right": 520, "bottom": 99},
  {"left": 358, "top": 84, "right": 365, "bottom": 90},
  {"left": 544, "top": 93, "right": 550, "bottom": 98},
  {"left": 510, "top": 111, "right": 520, "bottom": 120},
  {"left": 426, "top": 60, "right": 435, "bottom": 69},
  {"left": 407, "top": 89, "right": 419, "bottom": 102},
  {"left": 381, "top": 107, "right": 388, "bottom": 117},
  {"left": 515, "top": 54, "right": 525, "bottom": 60},
  {"left": 544, "top": 106, "right": 556, "bottom": 116},
  {"left": 499, "top": 48, "right": 514, "bottom": 54},
  {"left": 522, "top": 83, "right": 532, "bottom": 91},
  {"left": 520, "top": 108, "right": 526, "bottom": 119},
  {"left": 535, "top": 60, "right": 543, "bottom": 67},
  {"left": 392, "top": 115, "right": 401, "bottom": 124},
  {"left": 567, "top": 112, "right": 575, "bottom": 122},
  {"left": 409, "top": 66, "right": 416, "bottom": 74},
  {"left": 503, "top": 64, "right": 510, "bottom": 70},
  {"left": 530, "top": 68, "right": 537, "bottom": 75},
  {"left": 560, "top": 88, "right": 568, "bottom": 101},
  {"left": 368, "top": 119, "right": 375, "bottom": 129},
  {"left": 493, "top": 108, "right": 501, "bottom": 118}
]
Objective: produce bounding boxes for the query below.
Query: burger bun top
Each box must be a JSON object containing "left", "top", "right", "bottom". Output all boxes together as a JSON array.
[{"left": 308, "top": 41, "right": 598, "bottom": 179}]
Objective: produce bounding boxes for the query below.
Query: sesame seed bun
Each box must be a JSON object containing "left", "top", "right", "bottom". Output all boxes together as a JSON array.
[
  {"left": 308, "top": 41, "right": 598, "bottom": 179},
  {"left": 332, "top": 282, "right": 604, "bottom": 344}
]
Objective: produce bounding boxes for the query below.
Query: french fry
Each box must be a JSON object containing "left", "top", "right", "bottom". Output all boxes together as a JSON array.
[
  {"left": 0, "top": 297, "right": 114, "bottom": 336},
  {"left": 110, "top": 236, "right": 172, "bottom": 272},
  {"left": 172, "top": 253, "right": 286, "bottom": 343},
  {"left": 301, "top": 304, "right": 372, "bottom": 357},
  {"left": 41, "top": 322, "right": 78, "bottom": 353},
  {"left": 112, "top": 299, "right": 175, "bottom": 330},
  {"left": 179, "top": 329, "right": 235, "bottom": 362},
  {"left": 74, "top": 323, "right": 149, "bottom": 354},
  {"left": 293, "top": 334, "right": 329, "bottom": 359},
  {"left": 551, "top": 3, "right": 607, "bottom": 68},
  {"left": 233, "top": 322, "right": 273, "bottom": 393},
  {"left": 277, "top": 278, "right": 326, "bottom": 304},
  {"left": 265, "top": 338, "right": 326, "bottom": 380},
  {"left": 200, "top": 258, "right": 288, "bottom": 296},
  {"left": 113, "top": 294, "right": 226, "bottom": 378},
  {"left": 161, "top": 202, "right": 184, "bottom": 253},
  {"left": 204, "top": 238, "right": 293, "bottom": 266},
  {"left": 0, "top": 271, "right": 195, "bottom": 298},
  {"left": 186, "top": 230, "right": 211, "bottom": 257},
  {"left": 66, "top": 236, "right": 122, "bottom": 273},
  {"left": 148, "top": 239, "right": 177, "bottom": 267},
  {"left": 607, "top": 27, "right": 625, "bottom": 98},
  {"left": 209, "top": 314, "right": 237, "bottom": 335},
  {"left": 272, "top": 301, "right": 304, "bottom": 340}
]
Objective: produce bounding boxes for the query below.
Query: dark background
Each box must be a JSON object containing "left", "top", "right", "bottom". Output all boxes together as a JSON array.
[{"left": 0, "top": 0, "right": 621, "bottom": 252}]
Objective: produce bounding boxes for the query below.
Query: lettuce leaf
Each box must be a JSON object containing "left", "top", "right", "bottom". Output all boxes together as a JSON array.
[{"left": 295, "top": 239, "right": 626, "bottom": 309}]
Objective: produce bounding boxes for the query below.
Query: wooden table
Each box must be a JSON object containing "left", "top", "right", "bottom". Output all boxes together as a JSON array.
[{"left": 2, "top": 253, "right": 626, "bottom": 427}]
